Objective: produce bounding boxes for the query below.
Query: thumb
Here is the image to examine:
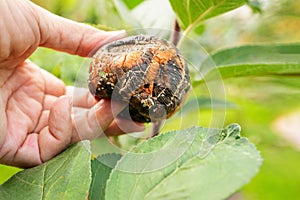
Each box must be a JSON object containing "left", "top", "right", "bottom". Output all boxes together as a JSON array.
[
  {"left": 39, "top": 95, "right": 72, "bottom": 162},
  {"left": 29, "top": 1, "right": 126, "bottom": 57}
]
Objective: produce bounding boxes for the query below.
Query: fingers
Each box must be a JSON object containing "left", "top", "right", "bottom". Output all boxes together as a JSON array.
[
  {"left": 71, "top": 99, "right": 125, "bottom": 143},
  {"left": 34, "top": 110, "right": 49, "bottom": 132},
  {"left": 39, "top": 95, "right": 72, "bottom": 162},
  {"left": 67, "top": 86, "right": 145, "bottom": 140},
  {"left": 24, "top": 60, "right": 66, "bottom": 96},
  {"left": 40, "top": 68, "right": 66, "bottom": 96},
  {"left": 66, "top": 86, "right": 97, "bottom": 108},
  {"left": 13, "top": 133, "right": 42, "bottom": 168},
  {"left": 10, "top": 96, "right": 72, "bottom": 167},
  {"left": 30, "top": 1, "right": 126, "bottom": 57},
  {"left": 105, "top": 118, "right": 145, "bottom": 136},
  {"left": 0, "top": 99, "right": 7, "bottom": 149}
]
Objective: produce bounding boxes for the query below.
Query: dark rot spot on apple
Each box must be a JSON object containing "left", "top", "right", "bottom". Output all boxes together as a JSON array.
[{"left": 88, "top": 35, "right": 190, "bottom": 123}]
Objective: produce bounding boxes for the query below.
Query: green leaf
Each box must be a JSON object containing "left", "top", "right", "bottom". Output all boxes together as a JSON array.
[
  {"left": 212, "top": 44, "right": 300, "bottom": 66},
  {"left": 86, "top": 0, "right": 131, "bottom": 29},
  {"left": 0, "top": 165, "right": 21, "bottom": 185},
  {"left": 51, "top": 64, "right": 62, "bottom": 78},
  {"left": 130, "top": 0, "right": 175, "bottom": 38},
  {"left": 89, "top": 154, "right": 122, "bottom": 200},
  {"left": 114, "top": 0, "right": 176, "bottom": 35},
  {"left": 246, "top": 0, "right": 262, "bottom": 13},
  {"left": 112, "top": 0, "right": 143, "bottom": 30},
  {"left": 121, "top": 0, "right": 144, "bottom": 9},
  {"left": 168, "top": 0, "right": 246, "bottom": 32},
  {"left": 0, "top": 141, "right": 91, "bottom": 200},
  {"left": 197, "top": 44, "right": 300, "bottom": 83},
  {"left": 181, "top": 96, "right": 237, "bottom": 115},
  {"left": 105, "top": 124, "right": 262, "bottom": 200},
  {"left": 203, "top": 63, "right": 300, "bottom": 81}
]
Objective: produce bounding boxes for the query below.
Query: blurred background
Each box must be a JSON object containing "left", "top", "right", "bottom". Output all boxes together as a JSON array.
[{"left": 1, "top": 0, "right": 300, "bottom": 199}]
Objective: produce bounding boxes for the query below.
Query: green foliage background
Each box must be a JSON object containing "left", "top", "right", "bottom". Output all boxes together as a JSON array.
[{"left": 1, "top": 0, "right": 300, "bottom": 199}]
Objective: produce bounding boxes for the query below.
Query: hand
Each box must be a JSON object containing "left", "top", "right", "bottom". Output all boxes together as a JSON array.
[{"left": 0, "top": 0, "right": 144, "bottom": 168}]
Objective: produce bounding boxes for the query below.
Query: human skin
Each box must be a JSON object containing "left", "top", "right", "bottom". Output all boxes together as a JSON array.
[{"left": 0, "top": 0, "right": 144, "bottom": 168}]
